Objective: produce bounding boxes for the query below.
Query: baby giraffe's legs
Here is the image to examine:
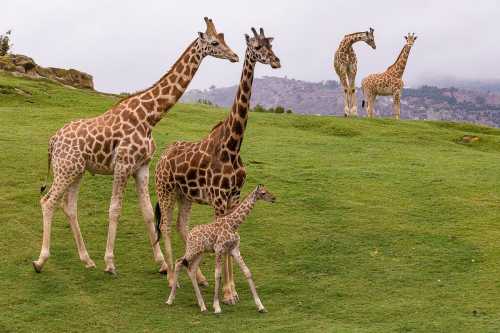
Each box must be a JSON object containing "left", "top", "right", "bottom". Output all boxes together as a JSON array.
[
  {"left": 223, "top": 254, "right": 239, "bottom": 304},
  {"left": 187, "top": 255, "right": 207, "bottom": 312},
  {"left": 166, "top": 258, "right": 184, "bottom": 305},
  {"left": 231, "top": 248, "right": 266, "bottom": 313},
  {"left": 213, "top": 253, "right": 224, "bottom": 314}
]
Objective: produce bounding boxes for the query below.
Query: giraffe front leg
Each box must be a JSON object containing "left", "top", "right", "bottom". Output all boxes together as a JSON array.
[
  {"left": 349, "top": 88, "right": 358, "bottom": 116},
  {"left": 368, "top": 95, "right": 376, "bottom": 118},
  {"left": 166, "top": 258, "right": 184, "bottom": 305},
  {"left": 104, "top": 165, "right": 130, "bottom": 275},
  {"left": 187, "top": 255, "right": 207, "bottom": 312},
  {"left": 393, "top": 91, "right": 401, "bottom": 120},
  {"left": 213, "top": 253, "right": 223, "bottom": 314},
  {"left": 134, "top": 165, "right": 167, "bottom": 273},
  {"left": 231, "top": 248, "right": 266, "bottom": 313},
  {"left": 177, "top": 198, "right": 208, "bottom": 287},
  {"left": 222, "top": 254, "right": 239, "bottom": 305},
  {"left": 339, "top": 73, "right": 350, "bottom": 117}
]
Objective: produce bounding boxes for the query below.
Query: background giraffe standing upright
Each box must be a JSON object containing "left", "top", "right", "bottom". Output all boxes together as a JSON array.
[
  {"left": 32, "top": 17, "right": 239, "bottom": 275},
  {"left": 154, "top": 27, "right": 280, "bottom": 304},
  {"left": 333, "top": 28, "right": 377, "bottom": 117},
  {"left": 361, "top": 33, "right": 418, "bottom": 119},
  {"left": 334, "top": 28, "right": 376, "bottom": 117}
]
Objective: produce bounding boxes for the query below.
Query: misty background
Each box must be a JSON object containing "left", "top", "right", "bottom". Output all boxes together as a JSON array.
[{"left": 2, "top": 1, "right": 499, "bottom": 93}]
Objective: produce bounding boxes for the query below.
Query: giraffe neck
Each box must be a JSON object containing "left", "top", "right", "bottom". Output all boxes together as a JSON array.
[
  {"left": 386, "top": 43, "right": 413, "bottom": 78},
  {"left": 220, "top": 48, "right": 256, "bottom": 155},
  {"left": 339, "top": 32, "right": 366, "bottom": 52},
  {"left": 224, "top": 189, "right": 258, "bottom": 230},
  {"left": 119, "top": 38, "right": 204, "bottom": 128}
]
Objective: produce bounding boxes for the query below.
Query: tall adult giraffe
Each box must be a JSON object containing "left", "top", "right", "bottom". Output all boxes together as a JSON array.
[
  {"left": 361, "top": 33, "right": 418, "bottom": 119},
  {"left": 155, "top": 27, "right": 280, "bottom": 304},
  {"left": 334, "top": 28, "right": 376, "bottom": 117},
  {"left": 33, "top": 17, "right": 239, "bottom": 275}
]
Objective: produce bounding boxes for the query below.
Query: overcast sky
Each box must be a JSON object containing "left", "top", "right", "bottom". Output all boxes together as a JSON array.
[{"left": 2, "top": 1, "right": 499, "bottom": 93}]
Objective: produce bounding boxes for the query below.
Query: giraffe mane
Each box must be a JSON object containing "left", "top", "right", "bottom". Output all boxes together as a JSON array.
[
  {"left": 386, "top": 44, "right": 407, "bottom": 71},
  {"left": 210, "top": 120, "right": 224, "bottom": 132},
  {"left": 114, "top": 39, "right": 198, "bottom": 106}
]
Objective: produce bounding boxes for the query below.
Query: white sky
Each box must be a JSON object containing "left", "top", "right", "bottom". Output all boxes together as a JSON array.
[{"left": 2, "top": 0, "right": 499, "bottom": 93}]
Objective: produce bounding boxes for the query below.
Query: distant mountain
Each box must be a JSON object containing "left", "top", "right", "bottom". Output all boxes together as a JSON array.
[
  {"left": 182, "top": 76, "right": 500, "bottom": 127},
  {"left": 423, "top": 77, "right": 500, "bottom": 94}
]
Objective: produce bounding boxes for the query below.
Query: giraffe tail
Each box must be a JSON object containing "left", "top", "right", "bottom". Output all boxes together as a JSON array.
[
  {"left": 362, "top": 100, "right": 366, "bottom": 108},
  {"left": 40, "top": 137, "right": 55, "bottom": 194},
  {"left": 154, "top": 202, "right": 162, "bottom": 244}
]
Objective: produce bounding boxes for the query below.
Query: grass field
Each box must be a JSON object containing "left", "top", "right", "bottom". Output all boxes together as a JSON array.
[{"left": 1, "top": 71, "right": 500, "bottom": 332}]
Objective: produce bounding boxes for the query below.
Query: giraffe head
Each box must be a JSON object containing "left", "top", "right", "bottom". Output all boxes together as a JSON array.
[
  {"left": 198, "top": 17, "right": 239, "bottom": 63},
  {"left": 255, "top": 185, "right": 276, "bottom": 203},
  {"left": 404, "top": 33, "right": 418, "bottom": 46},
  {"left": 245, "top": 27, "right": 281, "bottom": 69},
  {"left": 363, "top": 27, "right": 376, "bottom": 49}
]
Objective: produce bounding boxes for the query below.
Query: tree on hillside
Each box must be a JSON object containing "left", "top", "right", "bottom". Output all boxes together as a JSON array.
[{"left": 0, "top": 30, "right": 13, "bottom": 56}]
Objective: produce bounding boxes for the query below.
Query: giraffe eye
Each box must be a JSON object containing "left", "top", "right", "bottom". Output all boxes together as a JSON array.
[
  {"left": 255, "top": 45, "right": 262, "bottom": 50},
  {"left": 211, "top": 41, "right": 220, "bottom": 46}
]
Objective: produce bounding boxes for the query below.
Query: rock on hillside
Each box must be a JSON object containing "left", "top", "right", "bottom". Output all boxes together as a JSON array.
[
  {"left": 182, "top": 76, "right": 500, "bottom": 128},
  {"left": 0, "top": 54, "right": 93, "bottom": 90}
]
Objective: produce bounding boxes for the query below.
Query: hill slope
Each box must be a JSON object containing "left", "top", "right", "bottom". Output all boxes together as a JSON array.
[
  {"left": 182, "top": 76, "right": 500, "bottom": 127},
  {"left": 1, "top": 72, "right": 500, "bottom": 332}
]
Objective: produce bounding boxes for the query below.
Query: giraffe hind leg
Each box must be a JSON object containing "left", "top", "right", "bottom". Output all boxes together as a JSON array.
[
  {"left": 60, "top": 175, "right": 95, "bottom": 269},
  {"left": 33, "top": 161, "right": 85, "bottom": 272}
]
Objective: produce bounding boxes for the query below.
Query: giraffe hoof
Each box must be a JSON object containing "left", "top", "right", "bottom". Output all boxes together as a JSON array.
[
  {"left": 198, "top": 280, "right": 209, "bottom": 288},
  {"left": 104, "top": 267, "right": 117, "bottom": 275},
  {"left": 159, "top": 262, "right": 168, "bottom": 275},
  {"left": 222, "top": 295, "right": 238, "bottom": 305},
  {"left": 32, "top": 261, "right": 42, "bottom": 273},
  {"left": 168, "top": 280, "right": 180, "bottom": 289},
  {"left": 85, "top": 260, "right": 96, "bottom": 269},
  {"left": 258, "top": 307, "right": 268, "bottom": 314},
  {"left": 214, "top": 309, "right": 222, "bottom": 315}
]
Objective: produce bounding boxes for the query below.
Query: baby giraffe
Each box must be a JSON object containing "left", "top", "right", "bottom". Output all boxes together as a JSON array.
[{"left": 165, "top": 185, "right": 276, "bottom": 314}]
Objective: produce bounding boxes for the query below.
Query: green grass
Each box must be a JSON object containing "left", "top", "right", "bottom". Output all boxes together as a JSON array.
[{"left": 1, "top": 71, "right": 500, "bottom": 332}]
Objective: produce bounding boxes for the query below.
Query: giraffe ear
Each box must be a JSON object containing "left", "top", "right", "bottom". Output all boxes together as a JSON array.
[
  {"left": 245, "top": 34, "right": 250, "bottom": 44},
  {"left": 266, "top": 37, "right": 274, "bottom": 44},
  {"left": 198, "top": 32, "right": 208, "bottom": 40}
]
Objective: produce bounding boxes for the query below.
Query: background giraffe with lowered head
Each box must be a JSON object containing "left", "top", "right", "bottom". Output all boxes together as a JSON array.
[
  {"left": 361, "top": 33, "right": 418, "bottom": 119},
  {"left": 334, "top": 28, "right": 376, "bottom": 117},
  {"left": 154, "top": 27, "right": 280, "bottom": 304},
  {"left": 33, "top": 17, "right": 239, "bottom": 275}
]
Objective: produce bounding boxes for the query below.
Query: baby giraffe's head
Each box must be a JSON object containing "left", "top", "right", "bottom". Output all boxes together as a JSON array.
[
  {"left": 245, "top": 27, "right": 281, "bottom": 69},
  {"left": 404, "top": 33, "right": 418, "bottom": 46},
  {"left": 255, "top": 185, "right": 276, "bottom": 203}
]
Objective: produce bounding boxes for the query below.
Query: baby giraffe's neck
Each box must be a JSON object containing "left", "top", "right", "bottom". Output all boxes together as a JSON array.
[{"left": 222, "top": 189, "right": 259, "bottom": 230}]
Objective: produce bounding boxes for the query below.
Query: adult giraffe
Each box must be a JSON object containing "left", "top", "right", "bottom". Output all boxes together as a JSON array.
[
  {"left": 33, "top": 17, "right": 239, "bottom": 275},
  {"left": 334, "top": 28, "right": 376, "bottom": 117},
  {"left": 361, "top": 33, "right": 418, "bottom": 119},
  {"left": 155, "top": 27, "right": 280, "bottom": 304}
]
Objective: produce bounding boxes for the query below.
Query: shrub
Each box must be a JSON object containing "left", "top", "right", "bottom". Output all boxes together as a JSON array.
[
  {"left": 0, "top": 30, "right": 13, "bottom": 56},
  {"left": 252, "top": 104, "right": 267, "bottom": 112},
  {"left": 274, "top": 106, "right": 285, "bottom": 114}
]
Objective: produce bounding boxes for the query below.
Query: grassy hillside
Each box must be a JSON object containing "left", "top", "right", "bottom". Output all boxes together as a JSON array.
[{"left": 1, "top": 71, "right": 500, "bottom": 332}]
